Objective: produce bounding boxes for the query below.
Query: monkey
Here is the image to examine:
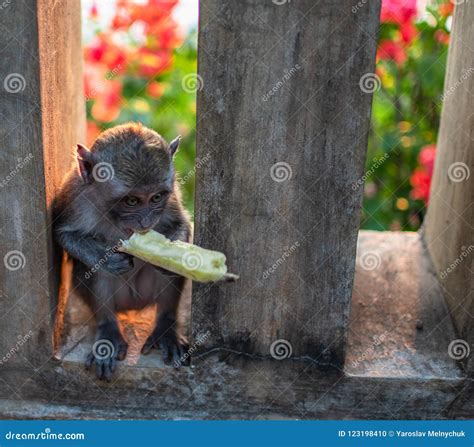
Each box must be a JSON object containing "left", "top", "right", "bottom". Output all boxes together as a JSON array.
[{"left": 53, "top": 122, "right": 191, "bottom": 381}]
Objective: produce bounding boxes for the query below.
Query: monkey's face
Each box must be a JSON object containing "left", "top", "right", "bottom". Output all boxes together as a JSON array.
[{"left": 109, "top": 185, "right": 172, "bottom": 235}]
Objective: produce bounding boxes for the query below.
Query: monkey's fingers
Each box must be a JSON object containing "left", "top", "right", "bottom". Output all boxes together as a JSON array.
[
  {"left": 85, "top": 352, "right": 95, "bottom": 370},
  {"left": 141, "top": 336, "right": 157, "bottom": 355}
]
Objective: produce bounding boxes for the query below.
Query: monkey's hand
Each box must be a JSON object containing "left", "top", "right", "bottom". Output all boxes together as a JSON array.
[
  {"left": 86, "top": 328, "right": 129, "bottom": 381},
  {"left": 141, "top": 314, "right": 189, "bottom": 367},
  {"left": 102, "top": 251, "right": 134, "bottom": 276}
]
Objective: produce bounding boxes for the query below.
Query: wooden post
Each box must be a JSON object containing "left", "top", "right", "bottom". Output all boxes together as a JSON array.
[
  {"left": 0, "top": 0, "right": 84, "bottom": 366},
  {"left": 193, "top": 1, "right": 380, "bottom": 366},
  {"left": 424, "top": 2, "right": 474, "bottom": 372}
]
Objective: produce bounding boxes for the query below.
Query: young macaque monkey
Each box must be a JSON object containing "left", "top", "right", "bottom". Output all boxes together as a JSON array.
[{"left": 54, "top": 123, "right": 191, "bottom": 380}]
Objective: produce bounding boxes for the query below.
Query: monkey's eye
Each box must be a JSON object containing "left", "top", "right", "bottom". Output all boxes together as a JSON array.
[
  {"left": 150, "top": 193, "right": 162, "bottom": 203},
  {"left": 124, "top": 196, "right": 139, "bottom": 207}
]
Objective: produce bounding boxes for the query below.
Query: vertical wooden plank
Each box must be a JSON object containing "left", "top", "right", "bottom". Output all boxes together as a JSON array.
[
  {"left": 0, "top": 0, "right": 84, "bottom": 367},
  {"left": 193, "top": 0, "right": 380, "bottom": 366},
  {"left": 424, "top": 3, "right": 474, "bottom": 372}
]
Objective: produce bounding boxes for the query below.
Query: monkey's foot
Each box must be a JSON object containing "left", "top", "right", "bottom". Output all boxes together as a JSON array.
[
  {"left": 141, "top": 318, "right": 189, "bottom": 367},
  {"left": 85, "top": 337, "right": 128, "bottom": 381}
]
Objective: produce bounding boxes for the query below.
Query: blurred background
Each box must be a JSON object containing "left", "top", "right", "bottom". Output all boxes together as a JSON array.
[{"left": 82, "top": 0, "right": 453, "bottom": 230}]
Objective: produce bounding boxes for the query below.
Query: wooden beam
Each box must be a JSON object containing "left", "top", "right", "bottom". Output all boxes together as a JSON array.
[
  {"left": 0, "top": 0, "right": 84, "bottom": 366},
  {"left": 423, "top": 2, "right": 474, "bottom": 373},
  {"left": 0, "top": 359, "right": 470, "bottom": 419},
  {"left": 193, "top": 0, "right": 381, "bottom": 366}
]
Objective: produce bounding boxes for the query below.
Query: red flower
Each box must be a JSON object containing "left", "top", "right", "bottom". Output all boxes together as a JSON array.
[
  {"left": 378, "top": 40, "right": 407, "bottom": 65},
  {"left": 410, "top": 145, "right": 436, "bottom": 204},
  {"left": 85, "top": 34, "right": 128, "bottom": 73},
  {"left": 418, "top": 144, "right": 436, "bottom": 175},
  {"left": 147, "top": 81, "right": 165, "bottom": 99},
  {"left": 435, "top": 30, "right": 450, "bottom": 45},
  {"left": 89, "top": 2, "right": 98, "bottom": 20},
  {"left": 410, "top": 169, "right": 431, "bottom": 203},
  {"left": 137, "top": 47, "right": 173, "bottom": 77}
]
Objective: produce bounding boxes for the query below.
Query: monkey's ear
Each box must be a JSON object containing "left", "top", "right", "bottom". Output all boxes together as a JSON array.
[
  {"left": 169, "top": 135, "right": 181, "bottom": 156},
  {"left": 76, "top": 144, "right": 94, "bottom": 183}
]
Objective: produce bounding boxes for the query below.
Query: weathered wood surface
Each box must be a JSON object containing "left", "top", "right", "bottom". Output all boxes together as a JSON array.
[
  {"left": 347, "top": 231, "right": 461, "bottom": 379},
  {"left": 13, "top": 231, "right": 466, "bottom": 420},
  {"left": 423, "top": 2, "right": 474, "bottom": 373},
  {"left": 0, "top": 0, "right": 84, "bottom": 366},
  {"left": 0, "top": 359, "right": 470, "bottom": 420},
  {"left": 193, "top": 0, "right": 381, "bottom": 366}
]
